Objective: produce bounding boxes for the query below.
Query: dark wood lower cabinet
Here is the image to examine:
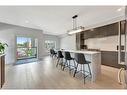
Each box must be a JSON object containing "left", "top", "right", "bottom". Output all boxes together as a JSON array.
[
  {"left": 101, "top": 51, "right": 125, "bottom": 69},
  {"left": 0, "top": 55, "right": 5, "bottom": 88}
]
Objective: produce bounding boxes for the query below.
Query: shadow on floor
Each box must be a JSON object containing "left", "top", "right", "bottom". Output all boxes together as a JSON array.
[{"left": 16, "top": 58, "right": 39, "bottom": 65}]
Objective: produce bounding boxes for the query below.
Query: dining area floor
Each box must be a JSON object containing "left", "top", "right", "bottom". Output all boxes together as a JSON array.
[{"left": 2, "top": 56, "right": 124, "bottom": 89}]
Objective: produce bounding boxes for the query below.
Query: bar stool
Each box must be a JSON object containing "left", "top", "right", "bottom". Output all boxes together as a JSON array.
[
  {"left": 52, "top": 49, "right": 57, "bottom": 58},
  {"left": 56, "top": 51, "right": 64, "bottom": 69},
  {"left": 50, "top": 49, "right": 53, "bottom": 57},
  {"left": 63, "top": 51, "right": 76, "bottom": 73},
  {"left": 50, "top": 49, "right": 57, "bottom": 58},
  {"left": 73, "top": 53, "right": 92, "bottom": 84}
]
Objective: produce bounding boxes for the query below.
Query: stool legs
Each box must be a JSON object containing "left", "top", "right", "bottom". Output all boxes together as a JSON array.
[
  {"left": 69, "top": 61, "right": 71, "bottom": 73},
  {"left": 63, "top": 59, "right": 76, "bottom": 73},
  {"left": 62, "top": 60, "right": 67, "bottom": 71},
  {"left": 88, "top": 64, "right": 92, "bottom": 76},
  {"left": 73, "top": 63, "right": 79, "bottom": 77},
  {"left": 56, "top": 58, "right": 64, "bottom": 69},
  {"left": 56, "top": 58, "right": 60, "bottom": 67},
  {"left": 73, "top": 63, "right": 92, "bottom": 84},
  {"left": 61, "top": 58, "right": 63, "bottom": 69},
  {"left": 73, "top": 59, "right": 76, "bottom": 70},
  {"left": 83, "top": 64, "right": 85, "bottom": 84}
]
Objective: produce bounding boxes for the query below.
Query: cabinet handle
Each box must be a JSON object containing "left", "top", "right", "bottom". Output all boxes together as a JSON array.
[{"left": 118, "top": 68, "right": 125, "bottom": 84}]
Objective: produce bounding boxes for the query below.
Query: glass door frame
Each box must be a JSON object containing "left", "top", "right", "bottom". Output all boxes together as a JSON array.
[
  {"left": 125, "top": 6, "right": 127, "bottom": 88},
  {"left": 15, "top": 35, "right": 38, "bottom": 61},
  {"left": 118, "top": 19, "right": 127, "bottom": 88}
]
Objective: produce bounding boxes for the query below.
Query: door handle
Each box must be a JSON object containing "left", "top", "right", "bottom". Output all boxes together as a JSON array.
[{"left": 118, "top": 21, "right": 121, "bottom": 65}]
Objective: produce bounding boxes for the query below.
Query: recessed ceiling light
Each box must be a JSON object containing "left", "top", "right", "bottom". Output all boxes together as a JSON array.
[
  {"left": 25, "top": 20, "right": 29, "bottom": 23},
  {"left": 39, "top": 24, "right": 42, "bottom": 26},
  {"left": 117, "top": 8, "right": 122, "bottom": 12}
]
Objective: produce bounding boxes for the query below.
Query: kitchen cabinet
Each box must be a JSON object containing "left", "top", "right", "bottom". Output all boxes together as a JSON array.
[
  {"left": 76, "top": 20, "right": 125, "bottom": 50},
  {"left": 76, "top": 20, "right": 126, "bottom": 68}
]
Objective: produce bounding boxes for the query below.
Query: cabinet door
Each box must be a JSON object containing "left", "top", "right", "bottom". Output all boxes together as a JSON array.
[
  {"left": 84, "top": 30, "right": 89, "bottom": 39},
  {"left": 76, "top": 33, "right": 81, "bottom": 50}
]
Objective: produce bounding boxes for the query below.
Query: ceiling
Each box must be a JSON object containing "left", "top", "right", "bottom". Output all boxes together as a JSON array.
[{"left": 0, "top": 6, "right": 125, "bottom": 35}]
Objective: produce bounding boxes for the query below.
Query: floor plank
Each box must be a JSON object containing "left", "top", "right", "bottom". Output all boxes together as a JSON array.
[{"left": 2, "top": 56, "right": 124, "bottom": 89}]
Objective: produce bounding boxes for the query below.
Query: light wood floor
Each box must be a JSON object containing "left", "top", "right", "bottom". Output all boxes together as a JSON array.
[{"left": 2, "top": 56, "right": 124, "bottom": 89}]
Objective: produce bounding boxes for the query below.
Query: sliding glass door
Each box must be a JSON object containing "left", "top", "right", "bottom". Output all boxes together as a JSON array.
[
  {"left": 16, "top": 36, "right": 37, "bottom": 60},
  {"left": 125, "top": 6, "right": 127, "bottom": 88},
  {"left": 118, "top": 7, "right": 127, "bottom": 88}
]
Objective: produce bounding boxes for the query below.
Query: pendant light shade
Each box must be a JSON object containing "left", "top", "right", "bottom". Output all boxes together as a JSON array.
[
  {"left": 67, "top": 26, "right": 84, "bottom": 35},
  {"left": 67, "top": 15, "right": 84, "bottom": 35}
]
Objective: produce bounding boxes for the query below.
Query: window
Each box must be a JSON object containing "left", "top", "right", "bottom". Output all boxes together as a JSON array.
[
  {"left": 16, "top": 36, "right": 37, "bottom": 59},
  {"left": 44, "top": 40, "right": 56, "bottom": 50}
]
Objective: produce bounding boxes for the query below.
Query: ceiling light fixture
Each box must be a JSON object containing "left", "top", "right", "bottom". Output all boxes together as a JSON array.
[
  {"left": 25, "top": 20, "right": 29, "bottom": 23},
  {"left": 117, "top": 7, "right": 122, "bottom": 12},
  {"left": 67, "top": 15, "right": 84, "bottom": 35}
]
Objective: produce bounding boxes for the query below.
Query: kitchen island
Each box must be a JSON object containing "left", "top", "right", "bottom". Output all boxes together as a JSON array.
[{"left": 61, "top": 50, "right": 101, "bottom": 82}]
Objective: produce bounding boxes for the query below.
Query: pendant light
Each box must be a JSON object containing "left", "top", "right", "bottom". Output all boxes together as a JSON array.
[{"left": 67, "top": 15, "right": 84, "bottom": 35}]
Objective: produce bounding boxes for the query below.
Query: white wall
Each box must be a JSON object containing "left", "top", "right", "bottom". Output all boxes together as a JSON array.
[
  {"left": 85, "top": 35, "right": 125, "bottom": 51},
  {"left": 0, "top": 22, "right": 45, "bottom": 64},
  {"left": 60, "top": 34, "right": 76, "bottom": 50}
]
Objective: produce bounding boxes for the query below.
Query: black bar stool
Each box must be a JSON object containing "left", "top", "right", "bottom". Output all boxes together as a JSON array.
[
  {"left": 50, "top": 49, "right": 57, "bottom": 58},
  {"left": 73, "top": 53, "right": 92, "bottom": 84},
  {"left": 50, "top": 49, "right": 53, "bottom": 57},
  {"left": 63, "top": 51, "right": 76, "bottom": 73},
  {"left": 56, "top": 51, "right": 64, "bottom": 69}
]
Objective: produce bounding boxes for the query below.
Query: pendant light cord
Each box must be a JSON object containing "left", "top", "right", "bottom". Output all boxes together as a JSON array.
[{"left": 72, "top": 15, "right": 78, "bottom": 29}]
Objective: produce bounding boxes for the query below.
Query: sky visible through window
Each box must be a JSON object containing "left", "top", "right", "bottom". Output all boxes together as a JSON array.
[{"left": 17, "top": 37, "right": 31, "bottom": 45}]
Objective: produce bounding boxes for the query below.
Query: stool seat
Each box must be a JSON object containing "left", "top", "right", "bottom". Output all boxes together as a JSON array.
[
  {"left": 63, "top": 51, "right": 76, "bottom": 73},
  {"left": 56, "top": 51, "right": 64, "bottom": 69},
  {"left": 50, "top": 49, "right": 57, "bottom": 58}
]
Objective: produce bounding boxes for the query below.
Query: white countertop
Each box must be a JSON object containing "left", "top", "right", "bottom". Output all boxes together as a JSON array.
[{"left": 61, "top": 50, "right": 101, "bottom": 54}]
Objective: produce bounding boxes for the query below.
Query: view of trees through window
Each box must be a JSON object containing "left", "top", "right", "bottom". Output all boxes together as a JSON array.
[{"left": 16, "top": 37, "right": 37, "bottom": 59}]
